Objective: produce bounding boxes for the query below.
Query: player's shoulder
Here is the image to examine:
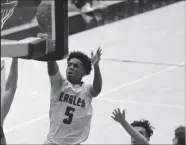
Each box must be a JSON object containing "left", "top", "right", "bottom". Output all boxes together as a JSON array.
[
  {"left": 65, "top": 82, "right": 90, "bottom": 91},
  {"left": 81, "top": 83, "right": 94, "bottom": 97},
  {"left": 81, "top": 82, "right": 91, "bottom": 88}
]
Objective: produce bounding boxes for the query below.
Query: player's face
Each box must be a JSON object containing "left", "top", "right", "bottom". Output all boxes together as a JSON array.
[
  {"left": 66, "top": 58, "right": 86, "bottom": 83},
  {"left": 172, "top": 137, "right": 178, "bottom": 145},
  {"left": 131, "top": 126, "right": 149, "bottom": 145}
]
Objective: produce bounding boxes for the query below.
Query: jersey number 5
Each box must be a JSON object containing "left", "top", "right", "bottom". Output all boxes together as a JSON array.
[{"left": 63, "top": 106, "right": 75, "bottom": 124}]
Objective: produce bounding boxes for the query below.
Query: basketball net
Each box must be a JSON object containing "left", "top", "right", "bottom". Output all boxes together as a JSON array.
[
  {"left": 1, "top": 0, "right": 18, "bottom": 30},
  {"left": 1, "top": 0, "right": 17, "bottom": 93}
]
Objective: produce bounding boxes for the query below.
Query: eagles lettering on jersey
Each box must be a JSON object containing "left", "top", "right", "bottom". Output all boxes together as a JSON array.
[{"left": 59, "top": 92, "right": 85, "bottom": 108}]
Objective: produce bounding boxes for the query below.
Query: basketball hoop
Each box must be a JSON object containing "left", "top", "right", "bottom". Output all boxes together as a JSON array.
[{"left": 1, "top": 0, "right": 18, "bottom": 30}]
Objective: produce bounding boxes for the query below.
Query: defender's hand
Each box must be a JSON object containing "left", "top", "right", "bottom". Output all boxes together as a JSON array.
[{"left": 111, "top": 108, "right": 126, "bottom": 124}]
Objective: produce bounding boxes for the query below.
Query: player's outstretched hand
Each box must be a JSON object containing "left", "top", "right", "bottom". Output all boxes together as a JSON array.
[
  {"left": 37, "top": 33, "right": 55, "bottom": 49},
  {"left": 111, "top": 108, "right": 126, "bottom": 124},
  {"left": 37, "top": 33, "right": 48, "bottom": 39},
  {"left": 91, "top": 47, "right": 102, "bottom": 66}
]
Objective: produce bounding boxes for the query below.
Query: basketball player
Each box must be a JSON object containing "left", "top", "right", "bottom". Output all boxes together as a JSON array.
[
  {"left": 44, "top": 48, "right": 102, "bottom": 144},
  {"left": 1, "top": 58, "right": 18, "bottom": 144},
  {"left": 1, "top": 59, "right": 6, "bottom": 94},
  {"left": 111, "top": 108, "right": 154, "bottom": 145},
  {"left": 172, "top": 126, "right": 185, "bottom": 145}
]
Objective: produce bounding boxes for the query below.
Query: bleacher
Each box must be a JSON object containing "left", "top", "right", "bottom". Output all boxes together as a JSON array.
[{"left": 1, "top": 0, "right": 181, "bottom": 40}]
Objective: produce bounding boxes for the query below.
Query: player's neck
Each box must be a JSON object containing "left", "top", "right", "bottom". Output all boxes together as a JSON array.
[{"left": 69, "top": 79, "right": 82, "bottom": 86}]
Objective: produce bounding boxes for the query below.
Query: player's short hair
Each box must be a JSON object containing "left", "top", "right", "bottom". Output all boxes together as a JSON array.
[
  {"left": 174, "top": 126, "right": 185, "bottom": 145},
  {"left": 67, "top": 51, "right": 92, "bottom": 75},
  {"left": 131, "top": 119, "right": 155, "bottom": 138}
]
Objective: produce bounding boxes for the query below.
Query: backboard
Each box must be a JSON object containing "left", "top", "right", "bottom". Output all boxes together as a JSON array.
[{"left": 1, "top": 0, "right": 69, "bottom": 61}]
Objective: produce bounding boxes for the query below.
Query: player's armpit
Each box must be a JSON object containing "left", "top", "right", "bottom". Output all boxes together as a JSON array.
[
  {"left": 88, "top": 85, "right": 100, "bottom": 97},
  {"left": 49, "top": 69, "right": 65, "bottom": 87}
]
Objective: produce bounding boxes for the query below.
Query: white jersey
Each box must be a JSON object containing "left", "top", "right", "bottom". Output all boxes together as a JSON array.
[{"left": 45, "top": 71, "right": 94, "bottom": 144}]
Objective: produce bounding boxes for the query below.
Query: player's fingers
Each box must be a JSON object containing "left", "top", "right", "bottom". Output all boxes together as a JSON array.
[
  {"left": 114, "top": 109, "right": 118, "bottom": 114},
  {"left": 122, "top": 109, "right": 125, "bottom": 114},
  {"left": 117, "top": 108, "right": 121, "bottom": 114},
  {"left": 37, "top": 33, "right": 47, "bottom": 39},
  {"left": 97, "top": 55, "right": 101, "bottom": 60},
  {"left": 96, "top": 47, "right": 101, "bottom": 54},
  {"left": 112, "top": 112, "right": 116, "bottom": 116},
  {"left": 122, "top": 110, "right": 126, "bottom": 116},
  {"left": 97, "top": 48, "right": 102, "bottom": 55},
  {"left": 114, "top": 109, "right": 117, "bottom": 113},
  {"left": 112, "top": 110, "right": 116, "bottom": 115},
  {"left": 37, "top": 33, "right": 43, "bottom": 38},
  {"left": 111, "top": 116, "right": 115, "bottom": 120},
  {"left": 98, "top": 54, "right": 102, "bottom": 61},
  {"left": 99, "top": 48, "right": 102, "bottom": 54},
  {"left": 112, "top": 110, "right": 116, "bottom": 114},
  {"left": 100, "top": 52, "right": 102, "bottom": 56},
  {"left": 98, "top": 52, "right": 102, "bottom": 58},
  {"left": 91, "top": 51, "right": 94, "bottom": 57},
  {"left": 98, "top": 51, "right": 102, "bottom": 57}
]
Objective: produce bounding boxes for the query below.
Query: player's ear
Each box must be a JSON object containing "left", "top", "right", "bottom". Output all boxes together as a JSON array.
[{"left": 80, "top": 64, "right": 87, "bottom": 77}]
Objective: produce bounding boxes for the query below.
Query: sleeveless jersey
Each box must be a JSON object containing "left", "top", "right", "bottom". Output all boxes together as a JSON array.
[{"left": 45, "top": 71, "right": 93, "bottom": 144}]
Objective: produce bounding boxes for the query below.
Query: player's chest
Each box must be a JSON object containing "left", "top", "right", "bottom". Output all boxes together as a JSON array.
[{"left": 53, "top": 85, "right": 90, "bottom": 108}]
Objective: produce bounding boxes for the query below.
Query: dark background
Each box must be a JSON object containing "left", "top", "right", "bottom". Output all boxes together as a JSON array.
[{"left": 2, "top": 0, "right": 182, "bottom": 40}]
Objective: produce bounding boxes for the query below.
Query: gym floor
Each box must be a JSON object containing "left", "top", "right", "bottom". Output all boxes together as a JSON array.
[{"left": 2, "top": 1, "right": 185, "bottom": 144}]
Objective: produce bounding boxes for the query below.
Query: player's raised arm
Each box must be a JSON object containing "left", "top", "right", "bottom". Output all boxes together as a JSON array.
[
  {"left": 47, "top": 61, "right": 59, "bottom": 76},
  {"left": 89, "top": 47, "right": 102, "bottom": 97},
  {"left": 47, "top": 61, "right": 64, "bottom": 89},
  {"left": 1, "top": 58, "right": 18, "bottom": 125},
  {"left": 111, "top": 109, "right": 150, "bottom": 145}
]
